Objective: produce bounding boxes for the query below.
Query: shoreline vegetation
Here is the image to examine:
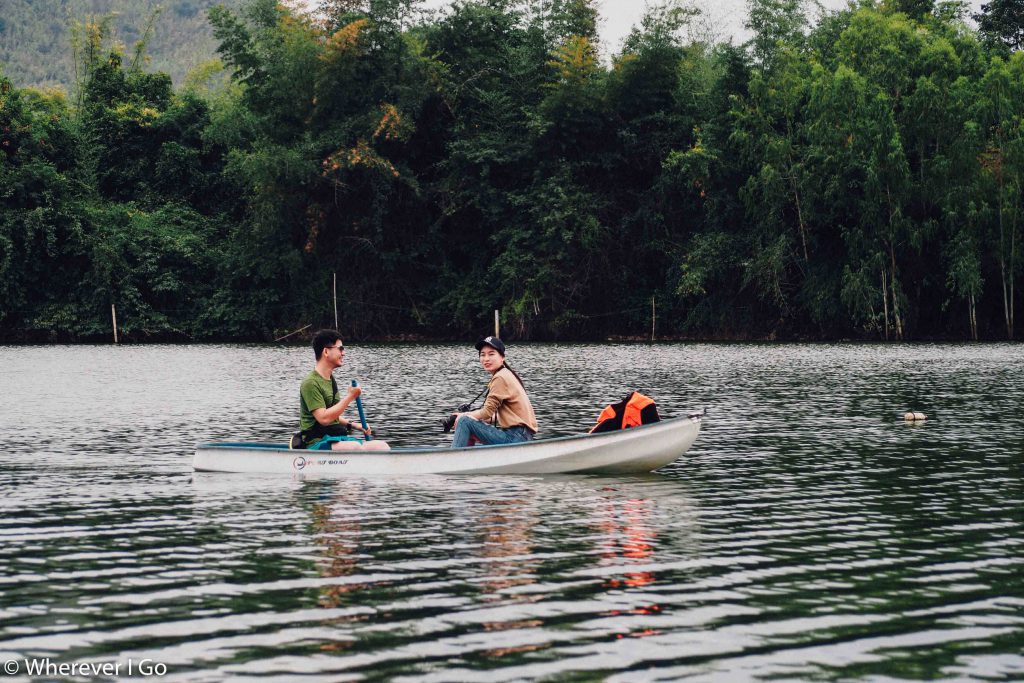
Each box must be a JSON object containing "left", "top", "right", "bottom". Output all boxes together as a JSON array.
[{"left": 2, "top": 0, "right": 1023, "bottom": 343}]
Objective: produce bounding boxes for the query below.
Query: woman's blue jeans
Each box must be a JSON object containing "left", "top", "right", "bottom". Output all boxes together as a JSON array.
[{"left": 451, "top": 416, "right": 534, "bottom": 448}]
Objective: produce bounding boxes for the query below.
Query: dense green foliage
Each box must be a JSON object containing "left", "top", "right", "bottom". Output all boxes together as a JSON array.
[{"left": 1, "top": 0, "right": 1023, "bottom": 341}]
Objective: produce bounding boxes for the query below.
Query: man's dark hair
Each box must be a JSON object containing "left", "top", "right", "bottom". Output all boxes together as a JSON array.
[{"left": 312, "top": 329, "right": 342, "bottom": 360}]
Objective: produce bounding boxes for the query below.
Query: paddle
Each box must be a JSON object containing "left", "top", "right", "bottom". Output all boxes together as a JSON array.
[{"left": 352, "top": 378, "right": 371, "bottom": 441}]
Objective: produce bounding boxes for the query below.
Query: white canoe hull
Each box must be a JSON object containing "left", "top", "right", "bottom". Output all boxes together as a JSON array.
[{"left": 193, "top": 415, "right": 702, "bottom": 476}]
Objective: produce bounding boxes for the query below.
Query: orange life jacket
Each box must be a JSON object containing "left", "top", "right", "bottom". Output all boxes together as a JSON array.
[
  {"left": 621, "top": 392, "right": 655, "bottom": 428},
  {"left": 589, "top": 391, "right": 660, "bottom": 433}
]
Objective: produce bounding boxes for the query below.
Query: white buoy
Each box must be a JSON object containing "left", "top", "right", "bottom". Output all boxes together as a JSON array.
[{"left": 904, "top": 412, "right": 927, "bottom": 422}]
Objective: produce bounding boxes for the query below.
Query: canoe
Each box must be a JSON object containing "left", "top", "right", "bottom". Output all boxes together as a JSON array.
[{"left": 193, "top": 413, "right": 702, "bottom": 476}]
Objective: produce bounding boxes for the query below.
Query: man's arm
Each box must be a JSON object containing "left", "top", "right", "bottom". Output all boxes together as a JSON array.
[{"left": 312, "top": 385, "right": 362, "bottom": 426}]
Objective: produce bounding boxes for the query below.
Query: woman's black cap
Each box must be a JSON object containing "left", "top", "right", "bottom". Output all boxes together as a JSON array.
[{"left": 474, "top": 336, "right": 506, "bottom": 355}]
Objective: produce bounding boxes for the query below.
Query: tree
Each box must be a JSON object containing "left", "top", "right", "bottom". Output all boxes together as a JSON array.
[
  {"left": 0, "top": 73, "right": 87, "bottom": 337},
  {"left": 537, "top": 0, "right": 599, "bottom": 44},
  {"left": 974, "top": 0, "right": 1024, "bottom": 52},
  {"left": 208, "top": 0, "right": 444, "bottom": 337},
  {"left": 888, "top": 0, "right": 935, "bottom": 21},
  {"left": 975, "top": 53, "right": 1024, "bottom": 338},
  {"left": 746, "top": 0, "right": 809, "bottom": 73}
]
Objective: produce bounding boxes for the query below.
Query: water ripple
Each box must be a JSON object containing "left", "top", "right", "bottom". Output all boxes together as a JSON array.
[{"left": 0, "top": 343, "right": 1021, "bottom": 680}]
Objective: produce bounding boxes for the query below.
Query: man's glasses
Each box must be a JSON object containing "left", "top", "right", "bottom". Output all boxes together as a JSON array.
[{"left": 330, "top": 344, "right": 345, "bottom": 351}]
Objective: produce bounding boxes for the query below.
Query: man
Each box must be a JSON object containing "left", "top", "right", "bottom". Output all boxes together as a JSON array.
[{"left": 297, "top": 329, "right": 389, "bottom": 451}]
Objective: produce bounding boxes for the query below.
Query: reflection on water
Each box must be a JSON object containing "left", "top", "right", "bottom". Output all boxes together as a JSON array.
[{"left": 0, "top": 343, "right": 1022, "bottom": 680}]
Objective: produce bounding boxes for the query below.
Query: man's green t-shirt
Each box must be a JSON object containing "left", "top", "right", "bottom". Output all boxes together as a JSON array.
[{"left": 299, "top": 370, "right": 340, "bottom": 435}]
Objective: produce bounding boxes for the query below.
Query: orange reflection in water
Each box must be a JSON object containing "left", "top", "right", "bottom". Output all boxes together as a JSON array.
[
  {"left": 595, "top": 493, "right": 668, "bottom": 640},
  {"left": 615, "top": 628, "right": 663, "bottom": 639}
]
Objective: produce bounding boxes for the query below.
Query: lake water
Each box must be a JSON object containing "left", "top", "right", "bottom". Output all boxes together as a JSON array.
[{"left": 0, "top": 343, "right": 1021, "bottom": 681}]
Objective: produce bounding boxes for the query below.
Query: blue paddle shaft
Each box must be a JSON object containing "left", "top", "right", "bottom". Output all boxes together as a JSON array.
[{"left": 352, "top": 379, "right": 371, "bottom": 440}]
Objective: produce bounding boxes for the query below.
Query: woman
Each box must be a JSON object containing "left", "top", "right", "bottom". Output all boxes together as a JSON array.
[{"left": 450, "top": 336, "right": 538, "bottom": 448}]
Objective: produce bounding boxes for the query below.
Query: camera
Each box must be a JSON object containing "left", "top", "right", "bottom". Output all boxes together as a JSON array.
[{"left": 441, "top": 403, "right": 472, "bottom": 433}]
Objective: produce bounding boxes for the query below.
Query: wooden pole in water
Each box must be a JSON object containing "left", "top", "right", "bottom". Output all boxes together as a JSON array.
[
  {"left": 333, "top": 272, "right": 339, "bottom": 330},
  {"left": 494, "top": 309, "right": 500, "bottom": 338},
  {"left": 651, "top": 296, "right": 656, "bottom": 342},
  {"left": 881, "top": 267, "right": 890, "bottom": 341},
  {"left": 111, "top": 303, "right": 119, "bottom": 344}
]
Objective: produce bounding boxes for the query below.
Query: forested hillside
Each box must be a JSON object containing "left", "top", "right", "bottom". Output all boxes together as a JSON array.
[
  {"left": 2, "top": 0, "right": 1023, "bottom": 342},
  {"left": 0, "top": 0, "right": 243, "bottom": 90}
]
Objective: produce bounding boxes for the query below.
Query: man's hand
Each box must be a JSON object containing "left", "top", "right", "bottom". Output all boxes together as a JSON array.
[{"left": 347, "top": 386, "right": 362, "bottom": 401}]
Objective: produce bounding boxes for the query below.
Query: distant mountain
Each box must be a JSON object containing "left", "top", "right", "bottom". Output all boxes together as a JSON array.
[{"left": 0, "top": 0, "right": 246, "bottom": 92}]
